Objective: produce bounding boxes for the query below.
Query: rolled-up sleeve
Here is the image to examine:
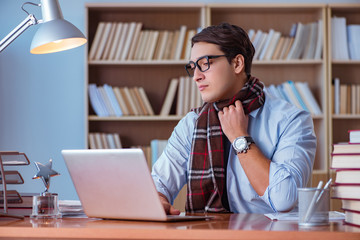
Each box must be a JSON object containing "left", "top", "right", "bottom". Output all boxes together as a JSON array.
[
  {"left": 258, "top": 109, "right": 316, "bottom": 212},
  {"left": 151, "top": 112, "right": 197, "bottom": 204}
]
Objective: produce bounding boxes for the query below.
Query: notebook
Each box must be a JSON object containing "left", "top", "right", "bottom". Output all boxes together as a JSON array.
[{"left": 62, "top": 148, "right": 212, "bottom": 222}]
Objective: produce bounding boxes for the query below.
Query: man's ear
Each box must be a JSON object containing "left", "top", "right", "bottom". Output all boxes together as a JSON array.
[{"left": 233, "top": 54, "right": 245, "bottom": 74}]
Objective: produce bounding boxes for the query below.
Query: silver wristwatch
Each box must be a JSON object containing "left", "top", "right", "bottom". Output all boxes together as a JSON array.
[{"left": 232, "top": 136, "right": 254, "bottom": 154}]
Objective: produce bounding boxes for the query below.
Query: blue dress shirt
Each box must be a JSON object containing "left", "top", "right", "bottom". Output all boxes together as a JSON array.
[{"left": 151, "top": 89, "right": 316, "bottom": 213}]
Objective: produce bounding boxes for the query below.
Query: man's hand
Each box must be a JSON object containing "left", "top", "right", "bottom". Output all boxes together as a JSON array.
[
  {"left": 218, "top": 100, "right": 249, "bottom": 142},
  {"left": 158, "top": 193, "right": 181, "bottom": 215}
]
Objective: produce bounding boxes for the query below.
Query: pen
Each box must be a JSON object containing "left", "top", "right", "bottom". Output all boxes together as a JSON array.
[
  {"left": 316, "top": 178, "right": 332, "bottom": 203},
  {"left": 302, "top": 180, "right": 323, "bottom": 223}
]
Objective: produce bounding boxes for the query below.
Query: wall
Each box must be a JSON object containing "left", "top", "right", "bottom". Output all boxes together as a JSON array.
[{"left": 0, "top": 0, "right": 359, "bottom": 200}]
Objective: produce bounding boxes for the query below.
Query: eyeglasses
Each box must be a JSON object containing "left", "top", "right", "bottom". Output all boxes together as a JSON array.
[{"left": 185, "top": 55, "right": 227, "bottom": 77}]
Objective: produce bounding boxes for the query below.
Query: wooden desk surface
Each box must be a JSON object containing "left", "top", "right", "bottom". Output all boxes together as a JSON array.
[{"left": 0, "top": 214, "right": 359, "bottom": 240}]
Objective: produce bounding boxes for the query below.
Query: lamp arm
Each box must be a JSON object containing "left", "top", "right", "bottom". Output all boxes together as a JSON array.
[{"left": 0, "top": 14, "right": 38, "bottom": 53}]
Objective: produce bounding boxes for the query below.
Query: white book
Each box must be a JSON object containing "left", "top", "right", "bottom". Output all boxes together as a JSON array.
[
  {"left": 314, "top": 20, "right": 323, "bottom": 60},
  {"left": 113, "top": 133, "right": 122, "bottom": 148},
  {"left": 100, "top": 133, "right": 109, "bottom": 149},
  {"left": 174, "top": 25, "right": 187, "bottom": 60},
  {"left": 347, "top": 24, "right": 360, "bottom": 60},
  {"left": 286, "top": 22, "right": 305, "bottom": 60},
  {"left": 108, "top": 22, "right": 123, "bottom": 60},
  {"left": 295, "top": 82, "right": 322, "bottom": 115},
  {"left": 127, "top": 22, "right": 143, "bottom": 60},
  {"left": 189, "top": 79, "right": 197, "bottom": 109},
  {"left": 94, "top": 133, "right": 103, "bottom": 149},
  {"left": 138, "top": 31, "right": 151, "bottom": 60},
  {"left": 281, "top": 82, "right": 302, "bottom": 109},
  {"left": 114, "top": 23, "right": 129, "bottom": 60},
  {"left": 138, "top": 87, "right": 155, "bottom": 115},
  {"left": 253, "top": 33, "right": 268, "bottom": 60},
  {"left": 88, "top": 84, "right": 107, "bottom": 116},
  {"left": 154, "top": 31, "right": 169, "bottom": 60},
  {"left": 106, "top": 134, "right": 116, "bottom": 149},
  {"left": 88, "top": 133, "right": 97, "bottom": 149},
  {"left": 120, "top": 22, "right": 137, "bottom": 60},
  {"left": 160, "top": 78, "right": 179, "bottom": 116},
  {"left": 251, "top": 30, "right": 263, "bottom": 51},
  {"left": 133, "top": 31, "right": 146, "bottom": 60},
  {"left": 129, "top": 88, "right": 144, "bottom": 115},
  {"left": 258, "top": 29, "right": 275, "bottom": 60},
  {"left": 94, "top": 22, "right": 113, "bottom": 60},
  {"left": 89, "top": 22, "right": 105, "bottom": 60},
  {"left": 334, "top": 77, "right": 340, "bottom": 115},
  {"left": 103, "top": 84, "right": 123, "bottom": 117},
  {"left": 248, "top": 29, "right": 255, "bottom": 41},
  {"left": 303, "top": 22, "right": 318, "bottom": 59},
  {"left": 182, "top": 75, "right": 191, "bottom": 114},
  {"left": 176, "top": 76, "right": 185, "bottom": 116},
  {"left": 102, "top": 22, "right": 117, "bottom": 60},
  {"left": 331, "top": 17, "right": 349, "bottom": 60},
  {"left": 184, "top": 29, "right": 196, "bottom": 60},
  {"left": 263, "top": 31, "right": 281, "bottom": 60},
  {"left": 146, "top": 31, "right": 160, "bottom": 60},
  {"left": 98, "top": 86, "right": 116, "bottom": 116}
]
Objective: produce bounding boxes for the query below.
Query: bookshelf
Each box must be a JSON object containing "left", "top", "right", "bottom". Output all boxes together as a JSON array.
[
  {"left": 207, "top": 4, "right": 328, "bottom": 184},
  {"left": 327, "top": 4, "right": 360, "bottom": 211},
  {"left": 85, "top": 3, "right": 358, "bottom": 210}
]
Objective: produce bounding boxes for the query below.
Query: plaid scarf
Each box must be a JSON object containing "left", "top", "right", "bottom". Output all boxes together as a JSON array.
[{"left": 186, "top": 76, "right": 265, "bottom": 213}]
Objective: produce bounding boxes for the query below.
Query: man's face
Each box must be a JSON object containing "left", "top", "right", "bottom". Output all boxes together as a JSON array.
[{"left": 190, "top": 42, "right": 243, "bottom": 103}]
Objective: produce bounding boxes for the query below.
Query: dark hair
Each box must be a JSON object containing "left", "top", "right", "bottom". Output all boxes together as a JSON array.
[{"left": 191, "top": 23, "right": 255, "bottom": 76}]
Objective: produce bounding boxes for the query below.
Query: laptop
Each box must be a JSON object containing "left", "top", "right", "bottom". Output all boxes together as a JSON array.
[{"left": 62, "top": 148, "right": 213, "bottom": 222}]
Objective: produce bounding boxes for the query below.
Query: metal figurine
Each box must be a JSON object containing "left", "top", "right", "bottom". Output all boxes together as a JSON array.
[{"left": 32, "top": 159, "right": 60, "bottom": 193}]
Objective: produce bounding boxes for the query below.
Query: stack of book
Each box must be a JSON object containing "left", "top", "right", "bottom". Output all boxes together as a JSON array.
[
  {"left": 89, "top": 84, "right": 154, "bottom": 117},
  {"left": 266, "top": 81, "right": 322, "bottom": 115},
  {"left": 88, "top": 132, "right": 122, "bottom": 149},
  {"left": 159, "top": 76, "right": 203, "bottom": 116},
  {"left": 332, "top": 78, "right": 360, "bottom": 115},
  {"left": 248, "top": 19, "right": 323, "bottom": 61},
  {"left": 88, "top": 22, "right": 197, "bottom": 61},
  {"left": 331, "top": 129, "right": 360, "bottom": 227}
]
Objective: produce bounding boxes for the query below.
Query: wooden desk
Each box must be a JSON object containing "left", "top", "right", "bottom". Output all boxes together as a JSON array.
[{"left": 0, "top": 214, "right": 359, "bottom": 240}]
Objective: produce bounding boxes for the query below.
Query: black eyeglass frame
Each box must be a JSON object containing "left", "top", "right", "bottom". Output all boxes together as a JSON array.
[{"left": 185, "top": 54, "right": 227, "bottom": 77}]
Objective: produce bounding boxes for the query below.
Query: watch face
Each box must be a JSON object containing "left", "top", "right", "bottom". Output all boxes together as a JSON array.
[{"left": 235, "top": 137, "right": 247, "bottom": 151}]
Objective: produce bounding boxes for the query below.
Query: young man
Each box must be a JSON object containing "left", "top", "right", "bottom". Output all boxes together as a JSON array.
[{"left": 151, "top": 23, "right": 316, "bottom": 214}]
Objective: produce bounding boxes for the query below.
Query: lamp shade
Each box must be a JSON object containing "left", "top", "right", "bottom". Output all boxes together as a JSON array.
[{"left": 30, "top": 19, "right": 87, "bottom": 54}]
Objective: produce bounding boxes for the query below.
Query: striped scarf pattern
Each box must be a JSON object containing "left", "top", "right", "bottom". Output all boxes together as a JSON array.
[{"left": 186, "top": 76, "right": 265, "bottom": 213}]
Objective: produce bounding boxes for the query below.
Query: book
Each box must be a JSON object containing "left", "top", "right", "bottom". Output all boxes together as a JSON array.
[
  {"left": 349, "top": 130, "right": 360, "bottom": 144},
  {"left": 102, "top": 22, "right": 117, "bottom": 60},
  {"left": 128, "top": 88, "right": 144, "bottom": 115},
  {"left": 89, "top": 22, "right": 105, "bottom": 60},
  {"left": 132, "top": 87, "right": 148, "bottom": 115},
  {"left": 88, "top": 84, "right": 108, "bottom": 116},
  {"left": 122, "top": 87, "right": 140, "bottom": 115},
  {"left": 113, "top": 133, "right": 122, "bottom": 148},
  {"left": 108, "top": 22, "right": 123, "bottom": 60},
  {"left": 88, "top": 133, "right": 97, "bottom": 149},
  {"left": 159, "top": 78, "right": 179, "bottom": 116},
  {"left": 287, "top": 81, "right": 309, "bottom": 112},
  {"left": 113, "top": 87, "right": 130, "bottom": 116},
  {"left": 145, "top": 30, "right": 160, "bottom": 60},
  {"left": 333, "top": 78, "right": 340, "bottom": 114},
  {"left": 106, "top": 133, "right": 116, "bottom": 149},
  {"left": 344, "top": 210, "right": 360, "bottom": 227},
  {"left": 119, "top": 87, "right": 135, "bottom": 115},
  {"left": 333, "top": 143, "right": 360, "bottom": 154},
  {"left": 138, "top": 87, "right": 155, "bottom": 115},
  {"left": 258, "top": 29, "right": 275, "bottom": 60},
  {"left": 332, "top": 183, "right": 360, "bottom": 200},
  {"left": 348, "top": 25, "right": 360, "bottom": 60},
  {"left": 335, "top": 169, "right": 360, "bottom": 184},
  {"left": 253, "top": 32, "right": 268, "bottom": 60},
  {"left": 153, "top": 30, "right": 168, "bottom": 60},
  {"left": 331, "top": 16, "right": 350, "bottom": 60},
  {"left": 120, "top": 22, "right": 137, "bottom": 60},
  {"left": 103, "top": 84, "right": 123, "bottom": 117},
  {"left": 342, "top": 199, "right": 360, "bottom": 212},
  {"left": 294, "top": 82, "right": 322, "bottom": 115},
  {"left": 314, "top": 20, "right": 323, "bottom": 60},
  {"left": 174, "top": 25, "right": 187, "bottom": 60},
  {"left": 98, "top": 86, "right": 116, "bottom": 116},
  {"left": 127, "top": 22, "right": 143, "bottom": 60},
  {"left": 94, "top": 22, "right": 113, "bottom": 60},
  {"left": 331, "top": 153, "right": 360, "bottom": 169},
  {"left": 114, "top": 22, "right": 129, "bottom": 60},
  {"left": 302, "top": 22, "right": 318, "bottom": 59}
]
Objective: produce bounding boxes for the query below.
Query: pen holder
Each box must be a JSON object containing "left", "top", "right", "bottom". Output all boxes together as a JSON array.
[
  {"left": 31, "top": 192, "right": 61, "bottom": 219},
  {"left": 298, "top": 188, "right": 329, "bottom": 226}
]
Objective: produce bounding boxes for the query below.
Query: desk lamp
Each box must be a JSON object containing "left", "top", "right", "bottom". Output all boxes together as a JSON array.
[{"left": 0, "top": 0, "right": 87, "bottom": 54}]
